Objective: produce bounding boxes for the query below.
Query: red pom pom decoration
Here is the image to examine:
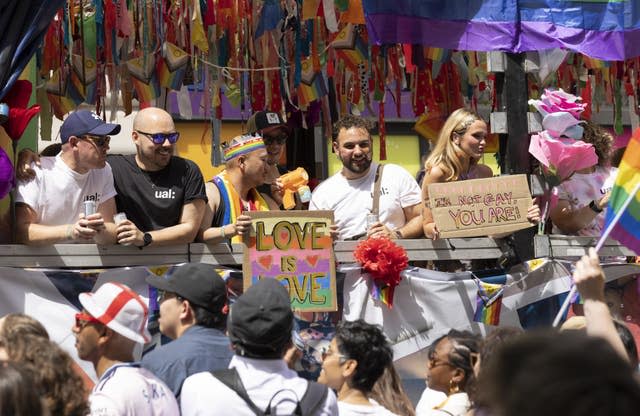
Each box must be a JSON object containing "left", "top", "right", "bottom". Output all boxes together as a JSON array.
[{"left": 353, "top": 237, "right": 408, "bottom": 308}]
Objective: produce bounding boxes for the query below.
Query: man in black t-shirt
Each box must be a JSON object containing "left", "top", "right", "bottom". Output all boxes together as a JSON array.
[{"left": 112, "top": 107, "right": 207, "bottom": 248}]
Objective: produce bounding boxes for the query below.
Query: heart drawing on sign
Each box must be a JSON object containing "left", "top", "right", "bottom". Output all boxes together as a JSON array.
[
  {"left": 257, "top": 255, "right": 273, "bottom": 271},
  {"left": 305, "top": 255, "right": 319, "bottom": 268}
]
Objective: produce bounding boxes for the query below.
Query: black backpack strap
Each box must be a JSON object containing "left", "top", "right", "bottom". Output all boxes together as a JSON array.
[
  {"left": 211, "top": 369, "right": 265, "bottom": 416},
  {"left": 296, "top": 381, "right": 329, "bottom": 415}
]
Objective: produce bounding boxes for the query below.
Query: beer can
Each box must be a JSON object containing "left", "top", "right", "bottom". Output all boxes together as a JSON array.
[
  {"left": 83, "top": 200, "right": 96, "bottom": 217},
  {"left": 366, "top": 213, "right": 378, "bottom": 229}
]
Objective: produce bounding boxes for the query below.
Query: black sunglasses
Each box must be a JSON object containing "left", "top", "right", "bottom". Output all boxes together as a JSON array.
[
  {"left": 136, "top": 130, "right": 180, "bottom": 145},
  {"left": 82, "top": 135, "right": 111, "bottom": 148}
]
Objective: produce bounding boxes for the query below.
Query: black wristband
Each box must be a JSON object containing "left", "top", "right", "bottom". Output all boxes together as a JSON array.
[{"left": 589, "top": 200, "right": 603, "bottom": 213}]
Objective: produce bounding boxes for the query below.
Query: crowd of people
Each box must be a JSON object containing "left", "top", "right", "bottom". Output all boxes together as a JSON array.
[
  {"left": 0, "top": 251, "right": 637, "bottom": 415},
  {"left": 5, "top": 105, "right": 639, "bottom": 414}
]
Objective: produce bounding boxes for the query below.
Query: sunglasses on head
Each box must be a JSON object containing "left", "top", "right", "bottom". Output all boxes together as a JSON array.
[
  {"left": 82, "top": 135, "right": 111, "bottom": 148},
  {"left": 136, "top": 130, "right": 180, "bottom": 145}
]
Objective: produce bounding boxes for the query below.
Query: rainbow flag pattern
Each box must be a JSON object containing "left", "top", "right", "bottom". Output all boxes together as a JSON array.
[
  {"left": 157, "top": 42, "right": 189, "bottom": 91},
  {"left": 603, "top": 128, "right": 640, "bottom": 255},
  {"left": 332, "top": 23, "right": 368, "bottom": 71},
  {"left": 369, "top": 281, "right": 395, "bottom": 309},
  {"left": 363, "top": 0, "right": 640, "bottom": 61},
  {"left": 473, "top": 280, "right": 504, "bottom": 325},
  {"left": 211, "top": 170, "right": 270, "bottom": 244}
]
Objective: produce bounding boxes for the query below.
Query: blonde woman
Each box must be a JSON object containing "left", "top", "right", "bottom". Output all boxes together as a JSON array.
[{"left": 422, "top": 108, "right": 539, "bottom": 240}]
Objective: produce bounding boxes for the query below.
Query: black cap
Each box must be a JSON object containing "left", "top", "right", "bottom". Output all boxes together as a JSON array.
[
  {"left": 146, "top": 263, "right": 227, "bottom": 313},
  {"left": 228, "top": 278, "right": 293, "bottom": 358},
  {"left": 245, "top": 111, "right": 290, "bottom": 135}
]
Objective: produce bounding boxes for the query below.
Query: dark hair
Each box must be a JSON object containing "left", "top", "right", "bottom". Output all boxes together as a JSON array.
[
  {"left": 332, "top": 115, "right": 374, "bottom": 142},
  {"left": 335, "top": 319, "right": 392, "bottom": 393},
  {"left": 429, "top": 329, "right": 480, "bottom": 392},
  {"left": 0, "top": 313, "right": 49, "bottom": 340},
  {"left": 479, "top": 326, "right": 523, "bottom": 370},
  {"left": 477, "top": 330, "right": 640, "bottom": 416},
  {"left": 0, "top": 361, "right": 44, "bottom": 416},
  {"left": 613, "top": 320, "right": 639, "bottom": 369},
  {"left": 40, "top": 143, "right": 62, "bottom": 157},
  {"left": 581, "top": 120, "right": 613, "bottom": 166},
  {"left": 4, "top": 335, "right": 89, "bottom": 416},
  {"left": 471, "top": 327, "right": 523, "bottom": 407},
  {"left": 192, "top": 303, "right": 226, "bottom": 331},
  {"left": 370, "top": 362, "right": 415, "bottom": 416}
]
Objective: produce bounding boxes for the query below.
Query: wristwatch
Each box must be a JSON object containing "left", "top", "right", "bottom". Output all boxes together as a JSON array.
[
  {"left": 393, "top": 229, "right": 403, "bottom": 239},
  {"left": 142, "top": 232, "right": 153, "bottom": 247},
  {"left": 588, "top": 200, "right": 603, "bottom": 213}
]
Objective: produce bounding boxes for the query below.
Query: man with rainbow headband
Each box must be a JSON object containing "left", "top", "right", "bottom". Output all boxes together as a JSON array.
[{"left": 198, "top": 134, "right": 279, "bottom": 244}]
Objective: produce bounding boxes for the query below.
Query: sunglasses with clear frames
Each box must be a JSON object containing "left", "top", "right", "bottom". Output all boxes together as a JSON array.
[
  {"left": 136, "top": 130, "right": 180, "bottom": 145},
  {"left": 82, "top": 135, "right": 111, "bottom": 148},
  {"left": 156, "top": 289, "right": 184, "bottom": 304},
  {"left": 427, "top": 349, "right": 453, "bottom": 369},
  {"left": 320, "top": 347, "right": 349, "bottom": 362}
]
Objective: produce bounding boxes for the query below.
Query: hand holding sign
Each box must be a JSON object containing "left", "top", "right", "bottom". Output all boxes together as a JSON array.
[{"left": 428, "top": 175, "right": 535, "bottom": 238}]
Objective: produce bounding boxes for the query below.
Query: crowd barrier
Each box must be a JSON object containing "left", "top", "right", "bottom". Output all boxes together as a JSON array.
[{"left": 0, "top": 236, "right": 635, "bottom": 268}]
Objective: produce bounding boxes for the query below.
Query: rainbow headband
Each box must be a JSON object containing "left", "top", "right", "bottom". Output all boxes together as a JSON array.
[{"left": 223, "top": 136, "right": 266, "bottom": 162}]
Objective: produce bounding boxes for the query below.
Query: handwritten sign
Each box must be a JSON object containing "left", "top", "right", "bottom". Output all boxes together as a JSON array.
[
  {"left": 428, "top": 175, "right": 533, "bottom": 238},
  {"left": 243, "top": 211, "right": 337, "bottom": 312}
]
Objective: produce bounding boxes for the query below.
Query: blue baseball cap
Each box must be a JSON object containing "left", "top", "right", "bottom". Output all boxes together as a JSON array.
[{"left": 60, "top": 110, "right": 121, "bottom": 143}]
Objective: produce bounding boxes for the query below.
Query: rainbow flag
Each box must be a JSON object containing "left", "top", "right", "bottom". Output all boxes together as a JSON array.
[
  {"left": 363, "top": 0, "right": 640, "bottom": 61},
  {"left": 602, "top": 128, "right": 640, "bottom": 254},
  {"left": 332, "top": 23, "right": 368, "bottom": 71},
  {"left": 157, "top": 42, "right": 189, "bottom": 91},
  {"left": 298, "top": 58, "right": 328, "bottom": 106},
  {"left": 473, "top": 280, "right": 503, "bottom": 325}
]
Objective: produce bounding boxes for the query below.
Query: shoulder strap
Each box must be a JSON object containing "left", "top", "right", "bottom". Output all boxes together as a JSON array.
[
  {"left": 372, "top": 164, "right": 385, "bottom": 216},
  {"left": 211, "top": 369, "right": 265, "bottom": 416},
  {"left": 297, "top": 381, "right": 329, "bottom": 415}
]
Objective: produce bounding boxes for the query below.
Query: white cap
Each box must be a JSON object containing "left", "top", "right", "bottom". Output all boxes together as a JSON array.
[{"left": 79, "top": 282, "right": 151, "bottom": 343}]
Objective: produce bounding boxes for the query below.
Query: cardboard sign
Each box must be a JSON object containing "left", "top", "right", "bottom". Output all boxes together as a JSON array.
[
  {"left": 243, "top": 211, "right": 337, "bottom": 312},
  {"left": 428, "top": 175, "right": 533, "bottom": 238}
]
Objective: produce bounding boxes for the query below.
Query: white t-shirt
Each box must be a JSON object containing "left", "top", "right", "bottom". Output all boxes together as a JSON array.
[
  {"left": 309, "top": 163, "right": 421, "bottom": 239},
  {"left": 552, "top": 166, "right": 617, "bottom": 236},
  {"left": 416, "top": 392, "right": 470, "bottom": 416},
  {"left": 90, "top": 363, "right": 179, "bottom": 416},
  {"left": 15, "top": 155, "right": 116, "bottom": 227},
  {"left": 180, "top": 356, "right": 338, "bottom": 416},
  {"left": 415, "top": 387, "right": 448, "bottom": 415},
  {"left": 338, "top": 400, "right": 399, "bottom": 415}
]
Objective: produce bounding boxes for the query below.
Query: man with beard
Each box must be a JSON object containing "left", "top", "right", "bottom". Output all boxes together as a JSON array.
[
  {"left": 198, "top": 134, "right": 278, "bottom": 244},
  {"left": 309, "top": 115, "right": 422, "bottom": 240},
  {"left": 109, "top": 107, "right": 207, "bottom": 248},
  {"left": 15, "top": 110, "right": 119, "bottom": 244}
]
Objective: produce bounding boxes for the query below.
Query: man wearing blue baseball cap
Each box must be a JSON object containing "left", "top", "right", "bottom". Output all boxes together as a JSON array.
[
  {"left": 15, "top": 110, "right": 120, "bottom": 244},
  {"left": 17, "top": 107, "right": 208, "bottom": 248}
]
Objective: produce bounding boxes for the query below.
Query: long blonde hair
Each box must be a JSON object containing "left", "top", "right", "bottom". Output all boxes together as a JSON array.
[{"left": 424, "top": 108, "right": 484, "bottom": 181}]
